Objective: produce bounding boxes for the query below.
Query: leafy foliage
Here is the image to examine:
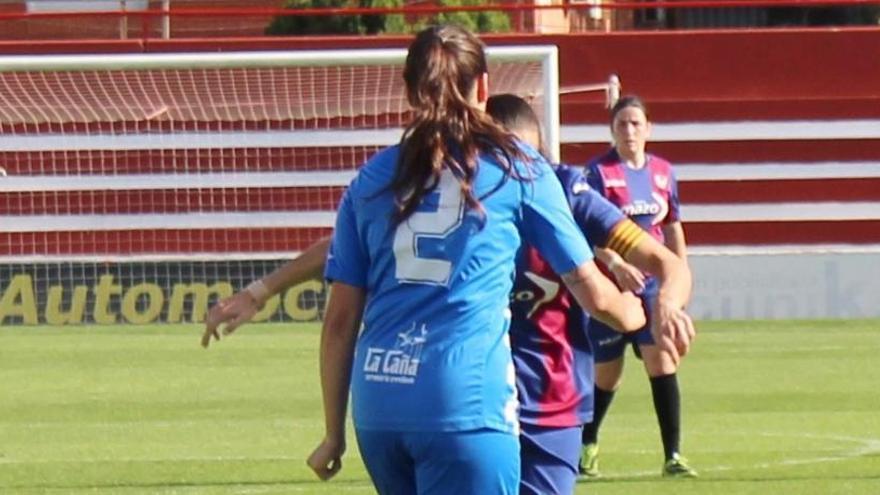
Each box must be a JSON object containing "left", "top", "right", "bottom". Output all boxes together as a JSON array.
[{"left": 266, "top": 0, "right": 511, "bottom": 36}]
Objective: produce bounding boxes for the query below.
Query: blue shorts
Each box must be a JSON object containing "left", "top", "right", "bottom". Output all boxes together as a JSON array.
[
  {"left": 519, "top": 423, "right": 581, "bottom": 495},
  {"left": 589, "top": 288, "right": 655, "bottom": 363},
  {"left": 355, "top": 427, "right": 520, "bottom": 495}
]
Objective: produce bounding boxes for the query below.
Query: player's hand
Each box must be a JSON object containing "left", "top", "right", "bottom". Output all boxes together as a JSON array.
[
  {"left": 201, "top": 291, "right": 259, "bottom": 348},
  {"left": 650, "top": 299, "right": 695, "bottom": 365},
  {"left": 610, "top": 260, "right": 646, "bottom": 293},
  {"left": 307, "top": 437, "right": 345, "bottom": 481},
  {"left": 620, "top": 291, "right": 647, "bottom": 332}
]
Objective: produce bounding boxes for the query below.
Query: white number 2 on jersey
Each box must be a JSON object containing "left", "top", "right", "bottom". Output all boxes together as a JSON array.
[{"left": 393, "top": 169, "right": 465, "bottom": 285}]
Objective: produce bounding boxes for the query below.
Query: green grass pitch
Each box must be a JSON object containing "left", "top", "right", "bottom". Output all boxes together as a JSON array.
[{"left": 1, "top": 320, "right": 879, "bottom": 494}]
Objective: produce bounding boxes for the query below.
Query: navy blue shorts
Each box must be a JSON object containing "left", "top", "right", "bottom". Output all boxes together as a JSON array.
[
  {"left": 356, "top": 427, "right": 520, "bottom": 495},
  {"left": 519, "top": 423, "right": 582, "bottom": 495},
  {"left": 589, "top": 289, "right": 656, "bottom": 363}
]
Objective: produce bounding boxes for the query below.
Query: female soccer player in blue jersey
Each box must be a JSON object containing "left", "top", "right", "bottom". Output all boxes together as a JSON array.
[
  {"left": 579, "top": 94, "right": 698, "bottom": 479},
  {"left": 304, "top": 26, "right": 652, "bottom": 494},
  {"left": 202, "top": 89, "right": 694, "bottom": 493}
]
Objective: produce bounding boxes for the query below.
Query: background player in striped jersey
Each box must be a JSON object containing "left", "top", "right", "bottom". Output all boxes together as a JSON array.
[
  {"left": 488, "top": 94, "right": 693, "bottom": 494},
  {"left": 579, "top": 94, "right": 698, "bottom": 478}
]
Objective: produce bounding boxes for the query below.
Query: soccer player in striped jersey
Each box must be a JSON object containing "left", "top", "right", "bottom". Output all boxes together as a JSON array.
[
  {"left": 580, "top": 94, "right": 698, "bottom": 479},
  {"left": 488, "top": 94, "right": 693, "bottom": 494}
]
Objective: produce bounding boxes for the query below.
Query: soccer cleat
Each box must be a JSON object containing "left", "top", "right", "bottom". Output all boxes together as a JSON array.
[
  {"left": 578, "top": 443, "right": 600, "bottom": 478},
  {"left": 662, "top": 454, "right": 698, "bottom": 478}
]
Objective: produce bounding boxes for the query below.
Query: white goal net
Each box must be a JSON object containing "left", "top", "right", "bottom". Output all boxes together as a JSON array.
[{"left": 0, "top": 46, "right": 559, "bottom": 325}]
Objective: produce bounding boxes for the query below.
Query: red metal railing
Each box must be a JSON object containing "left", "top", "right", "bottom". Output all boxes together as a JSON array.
[
  {"left": 0, "top": 0, "right": 878, "bottom": 20},
  {"left": 0, "top": 0, "right": 877, "bottom": 40}
]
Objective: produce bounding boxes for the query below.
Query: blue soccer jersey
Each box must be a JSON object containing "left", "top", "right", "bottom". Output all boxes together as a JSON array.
[
  {"left": 325, "top": 146, "right": 593, "bottom": 434},
  {"left": 509, "top": 165, "right": 631, "bottom": 427}
]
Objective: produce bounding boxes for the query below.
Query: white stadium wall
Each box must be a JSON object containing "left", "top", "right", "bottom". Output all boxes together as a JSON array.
[{"left": 689, "top": 250, "right": 880, "bottom": 320}]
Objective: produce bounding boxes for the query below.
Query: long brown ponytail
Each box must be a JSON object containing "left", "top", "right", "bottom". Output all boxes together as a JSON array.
[{"left": 391, "top": 24, "right": 527, "bottom": 224}]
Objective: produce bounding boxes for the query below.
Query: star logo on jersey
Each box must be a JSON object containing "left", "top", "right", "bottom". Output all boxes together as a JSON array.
[
  {"left": 396, "top": 323, "right": 428, "bottom": 348},
  {"left": 654, "top": 174, "right": 669, "bottom": 190}
]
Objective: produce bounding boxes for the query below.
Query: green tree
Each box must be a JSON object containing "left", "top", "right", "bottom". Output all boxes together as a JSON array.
[
  {"left": 433, "top": 0, "right": 511, "bottom": 34},
  {"left": 266, "top": 0, "right": 511, "bottom": 36},
  {"left": 266, "top": 0, "right": 362, "bottom": 36}
]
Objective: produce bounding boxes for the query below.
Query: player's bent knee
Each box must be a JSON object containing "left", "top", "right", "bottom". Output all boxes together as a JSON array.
[{"left": 640, "top": 344, "right": 679, "bottom": 376}]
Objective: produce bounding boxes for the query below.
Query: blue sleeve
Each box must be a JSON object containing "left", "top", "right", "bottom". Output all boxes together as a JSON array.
[
  {"left": 556, "top": 166, "right": 625, "bottom": 249},
  {"left": 519, "top": 160, "right": 593, "bottom": 275},
  {"left": 585, "top": 161, "right": 604, "bottom": 193},
  {"left": 324, "top": 187, "right": 368, "bottom": 288},
  {"left": 667, "top": 168, "right": 682, "bottom": 223}
]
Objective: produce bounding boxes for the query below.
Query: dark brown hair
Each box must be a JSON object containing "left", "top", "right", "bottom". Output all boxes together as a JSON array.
[
  {"left": 391, "top": 24, "right": 527, "bottom": 224},
  {"left": 609, "top": 94, "right": 650, "bottom": 125},
  {"left": 485, "top": 93, "right": 547, "bottom": 159}
]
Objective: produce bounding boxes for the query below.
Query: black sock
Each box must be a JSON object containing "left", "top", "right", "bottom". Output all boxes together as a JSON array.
[
  {"left": 582, "top": 386, "right": 615, "bottom": 445},
  {"left": 650, "top": 373, "right": 681, "bottom": 460}
]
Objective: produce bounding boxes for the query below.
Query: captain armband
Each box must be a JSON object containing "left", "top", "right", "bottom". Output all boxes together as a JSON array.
[{"left": 606, "top": 219, "right": 647, "bottom": 259}]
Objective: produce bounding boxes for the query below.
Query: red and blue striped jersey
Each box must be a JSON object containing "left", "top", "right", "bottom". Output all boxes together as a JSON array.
[
  {"left": 509, "top": 164, "right": 646, "bottom": 427},
  {"left": 586, "top": 148, "right": 681, "bottom": 244}
]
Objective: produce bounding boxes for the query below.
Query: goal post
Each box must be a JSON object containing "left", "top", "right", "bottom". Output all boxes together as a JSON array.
[{"left": 0, "top": 45, "right": 560, "bottom": 326}]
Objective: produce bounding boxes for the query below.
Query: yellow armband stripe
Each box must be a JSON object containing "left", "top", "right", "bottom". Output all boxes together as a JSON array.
[{"left": 606, "top": 219, "right": 646, "bottom": 259}]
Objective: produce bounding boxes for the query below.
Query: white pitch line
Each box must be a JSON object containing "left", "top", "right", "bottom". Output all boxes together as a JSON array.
[
  {"left": 594, "top": 432, "right": 880, "bottom": 479},
  {"left": 0, "top": 418, "right": 321, "bottom": 429},
  {"left": 0, "top": 455, "right": 303, "bottom": 465}
]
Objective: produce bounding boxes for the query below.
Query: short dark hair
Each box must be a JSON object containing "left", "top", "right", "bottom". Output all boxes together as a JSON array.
[
  {"left": 485, "top": 93, "right": 547, "bottom": 158},
  {"left": 486, "top": 94, "right": 541, "bottom": 136},
  {"left": 610, "top": 94, "right": 650, "bottom": 124}
]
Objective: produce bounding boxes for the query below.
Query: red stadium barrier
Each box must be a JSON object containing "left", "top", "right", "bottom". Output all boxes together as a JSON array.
[
  {"left": 0, "top": 0, "right": 878, "bottom": 40},
  {"left": 1, "top": 30, "right": 879, "bottom": 255}
]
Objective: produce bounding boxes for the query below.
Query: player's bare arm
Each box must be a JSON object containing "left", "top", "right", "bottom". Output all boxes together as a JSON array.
[
  {"left": 307, "top": 281, "right": 364, "bottom": 481},
  {"left": 595, "top": 246, "right": 646, "bottom": 292},
  {"left": 661, "top": 221, "right": 689, "bottom": 265},
  {"left": 561, "top": 261, "right": 646, "bottom": 333},
  {"left": 202, "top": 236, "right": 332, "bottom": 347},
  {"left": 607, "top": 218, "right": 694, "bottom": 362}
]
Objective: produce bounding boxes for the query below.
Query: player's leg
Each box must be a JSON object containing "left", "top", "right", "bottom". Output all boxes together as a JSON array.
[
  {"left": 580, "top": 318, "right": 628, "bottom": 477},
  {"left": 355, "top": 429, "right": 417, "bottom": 494},
  {"left": 638, "top": 335, "right": 698, "bottom": 478},
  {"left": 519, "top": 423, "right": 582, "bottom": 495},
  {"left": 409, "top": 428, "right": 519, "bottom": 495}
]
